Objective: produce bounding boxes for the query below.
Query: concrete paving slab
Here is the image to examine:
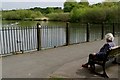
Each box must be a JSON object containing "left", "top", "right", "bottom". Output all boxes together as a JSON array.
[
  {"left": 1, "top": 37, "right": 119, "bottom": 78},
  {"left": 49, "top": 57, "right": 119, "bottom": 78}
]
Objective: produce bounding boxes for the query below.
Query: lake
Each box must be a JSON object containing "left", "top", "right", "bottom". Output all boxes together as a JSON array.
[{"left": 1, "top": 21, "right": 120, "bottom": 55}]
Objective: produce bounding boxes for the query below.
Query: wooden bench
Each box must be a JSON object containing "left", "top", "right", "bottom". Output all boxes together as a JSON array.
[{"left": 89, "top": 46, "right": 120, "bottom": 78}]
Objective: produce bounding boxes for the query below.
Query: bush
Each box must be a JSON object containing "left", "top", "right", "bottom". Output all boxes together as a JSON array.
[
  {"left": 47, "top": 13, "right": 70, "bottom": 21},
  {"left": 83, "top": 7, "right": 106, "bottom": 23},
  {"left": 2, "top": 10, "right": 43, "bottom": 20},
  {"left": 70, "top": 7, "right": 88, "bottom": 22},
  {"left": 69, "top": 4, "right": 119, "bottom": 23}
]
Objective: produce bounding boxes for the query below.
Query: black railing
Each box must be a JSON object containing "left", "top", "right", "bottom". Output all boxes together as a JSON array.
[
  {"left": 0, "top": 22, "right": 120, "bottom": 55},
  {"left": 0, "top": 27, "right": 37, "bottom": 55}
]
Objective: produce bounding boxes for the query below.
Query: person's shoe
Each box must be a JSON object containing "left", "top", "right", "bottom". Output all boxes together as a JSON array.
[{"left": 82, "top": 64, "right": 88, "bottom": 68}]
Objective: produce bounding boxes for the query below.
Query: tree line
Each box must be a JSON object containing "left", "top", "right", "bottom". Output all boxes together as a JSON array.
[
  {"left": 64, "top": 0, "right": 120, "bottom": 23},
  {"left": 2, "top": 0, "right": 120, "bottom": 23},
  {"left": 2, "top": 10, "right": 43, "bottom": 20}
]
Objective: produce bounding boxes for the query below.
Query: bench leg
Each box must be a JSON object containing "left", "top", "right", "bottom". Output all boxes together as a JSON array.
[
  {"left": 112, "top": 58, "right": 120, "bottom": 65},
  {"left": 89, "top": 63, "right": 109, "bottom": 78},
  {"left": 90, "top": 64, "right": 95, "bottom": 72},
  {"left": 90, "top": 64, "right": 109, "bottom": 78},
  {"left": 102, "top": 65, "right": 109, "bottom": 78},
  {"left": 112, "top": 58, "right": 117, "bottom": 64},
  {"left": 89, "top": 62, "right": 96, "bottom": 73}
]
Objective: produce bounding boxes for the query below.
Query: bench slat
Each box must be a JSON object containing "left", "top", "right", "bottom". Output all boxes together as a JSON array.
[{"left": 108, "top": 46, "right": 120, "bottom": 58}]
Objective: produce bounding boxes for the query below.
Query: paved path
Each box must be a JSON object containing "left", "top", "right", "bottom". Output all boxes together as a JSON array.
[{"left": 2, "top": 38, "right": 119, "bottom": 78}]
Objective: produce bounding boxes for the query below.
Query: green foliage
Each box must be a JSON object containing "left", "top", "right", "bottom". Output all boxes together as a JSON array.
[
  {"left": 2, "top": 10, "right": 43, "bottom": 20},
  {"left": 2, "top": 1, "right": 120, "bottom": 23},
  {"left": 70, "top": 7, "right": 86, "bottom": 22},
  {"left": 49, "top": 78, "right": 65, "bottom": 80},
  {"left": 82, "top": 7, "right": 106, "bottom": 23},
  {"left": 46, "top": 13, "right": 70, "bottom": 21},
  {"left": 64, "top": 0, "right": 78, "bottom": 12},
  {"left": 69, "top": 1, "right": 119, "bottom": 23},
  {"left": 30, "top": 7, "right": 63, "bottom": 14},
  {"left": 79, "top": 0, "right": 89, "bottom": 6},
  {"left": 64, "top": 0, "right": 89, "bottom": 12}
]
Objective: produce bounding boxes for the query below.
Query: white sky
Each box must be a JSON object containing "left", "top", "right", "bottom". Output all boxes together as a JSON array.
[
  {"left": 1, "top": 0, "right": 120, "bottom": 10},
  {"left": 1, "top": 0, "right": 105, "bottom": 3}
]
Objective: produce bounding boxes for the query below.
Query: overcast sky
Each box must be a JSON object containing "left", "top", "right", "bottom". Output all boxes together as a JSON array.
[
  {"left": 1, "top": 0, "right": 119, "bottom": 10},
  {"left": 1, "top": 0, "right": 104, "bottom": 2}
]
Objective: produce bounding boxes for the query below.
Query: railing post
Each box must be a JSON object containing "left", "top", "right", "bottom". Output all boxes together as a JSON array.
[
  {"left": 66, "top": 22, "right": 70, "bottom": 46},
  {"left": 101, "top": 22, "right": 104, "bottom": 39},
  {"left": 37, "top": 23, "right": 41, "bottom": 51},
  {"left": 113, "top": 23, "right": 115, "bottom": 37},
  {"left": 86, "top": 23, "right": 89, "bottom": 42}
]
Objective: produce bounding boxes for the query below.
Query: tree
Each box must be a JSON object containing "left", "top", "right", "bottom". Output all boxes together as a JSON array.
[
  {"left": 104, "top": 0, "right": 119, "bottom": 2},
  {"left": 102, "top": 0, "right": 120, "bottom": 7},
  {"left": 83, "top": 8, "right": 106, "bottom": 23},
  {"left": 79, "top": 0, "right": 89, "bottom": 6},
  {"left": 64, "top": 0, "right": 78, "bottom": 12},
  {"left": 76, "top": 0, "right": 89, "bottom": 9}
]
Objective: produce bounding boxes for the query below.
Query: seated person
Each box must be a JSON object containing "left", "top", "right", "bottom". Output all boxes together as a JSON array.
[{"left": 82, "top": 33, "right": 116, "bottom": 68}]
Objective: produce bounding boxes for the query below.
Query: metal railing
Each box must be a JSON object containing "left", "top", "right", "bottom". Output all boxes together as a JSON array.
[
  {"left": 0, "top": 22, "right": 120, "bottom": 55},
  {"left": 0, "top": 27, "right": 37, "bottom": 55}
]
